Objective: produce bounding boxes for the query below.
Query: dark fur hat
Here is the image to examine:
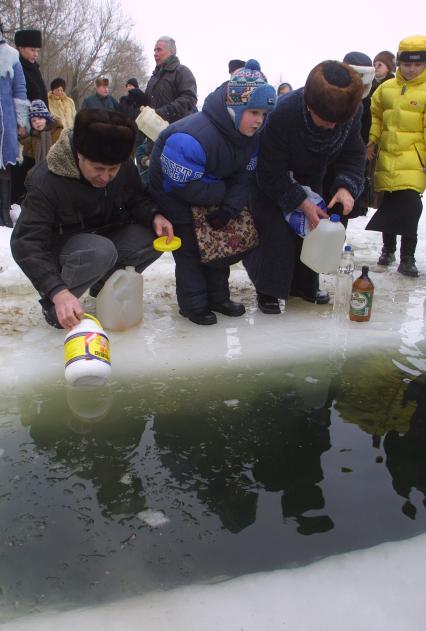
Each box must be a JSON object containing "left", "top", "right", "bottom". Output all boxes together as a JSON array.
[
  {"left": 14, "top": 29, "right": 42, "bottom": 48},
  {"left": 50, "top": 77, "right": 66, "bottom": 91},
  {"left": 304, "top": 60, "right": 363, "bottom": 124},
  {"left": 73, "top": 109, "right": 136, "bottom": 165}
]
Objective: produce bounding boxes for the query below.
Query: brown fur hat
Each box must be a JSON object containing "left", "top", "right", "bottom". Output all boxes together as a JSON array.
[
  {"left": 73, "top": 109, "right": 136, "bottom": 164},
  {"left": 304, "top": 60, "right": 363, "bottom": 124}
]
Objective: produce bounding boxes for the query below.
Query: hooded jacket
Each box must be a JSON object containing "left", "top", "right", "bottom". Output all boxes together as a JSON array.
[
  {"left": 10, "top": 130, "right": 158, "bottom": 298},
  {"left": 149, "top": 84, "right": 259, "bottom": 224},
  {"left": 369, "top": 64, "right": 426, "bottom": 193},
  {"left": 145, "top": 55, "right": 197, "bottom": 123}
]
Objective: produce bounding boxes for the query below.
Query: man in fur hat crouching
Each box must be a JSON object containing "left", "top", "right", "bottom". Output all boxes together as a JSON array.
[{"left": 11, "top": 109, "right": 174, "bottom": 329}]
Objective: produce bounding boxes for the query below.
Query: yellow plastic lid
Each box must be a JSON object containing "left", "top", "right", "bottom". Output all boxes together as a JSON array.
[{"left": 153, "top": 235, "right": 182, "bottom": 252}]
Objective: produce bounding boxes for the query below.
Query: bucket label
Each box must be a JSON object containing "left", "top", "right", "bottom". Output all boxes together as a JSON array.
[
  {"left": 350, "top": 290, "right": 373, "bottom": 317},
  {"left": 64, "top": 332, "right": 111, "bottom": 367}
]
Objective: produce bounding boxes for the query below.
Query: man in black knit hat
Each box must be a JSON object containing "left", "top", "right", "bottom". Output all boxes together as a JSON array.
[{"left": 11, "top": 109, "right": 173, "bottom": 330}]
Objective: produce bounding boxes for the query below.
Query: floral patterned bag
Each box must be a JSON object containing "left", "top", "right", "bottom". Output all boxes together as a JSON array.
[{"left": 191, "top": 206, "right": 259, "bottom": 264}]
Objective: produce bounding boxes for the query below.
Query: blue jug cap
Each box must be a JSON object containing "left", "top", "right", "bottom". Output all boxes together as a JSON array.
[
  {"left": 344, "top": 244, "right": 352, "bottom": 251},
  {"left": 329, "top": 214, "right": 340, "bottom": 222}
]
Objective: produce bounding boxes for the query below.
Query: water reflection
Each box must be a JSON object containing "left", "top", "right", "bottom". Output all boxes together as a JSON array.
[
  {"left": 0, "top": 352, "right": 425, "bottom": 618},
  {"left": 383, "top": 373, "right": 426, "bottom": 520}
]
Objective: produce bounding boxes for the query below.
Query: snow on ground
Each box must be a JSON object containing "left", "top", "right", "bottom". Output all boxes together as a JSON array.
[{"left": 0, "top": 211, "right": 425, "bottom": 629}]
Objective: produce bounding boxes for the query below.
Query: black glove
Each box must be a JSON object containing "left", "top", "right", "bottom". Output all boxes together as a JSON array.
[
  {"left": 207, "top": 208, "right": 232, "bottom": 230},
  {"left": 127, "top": 88, "right": 150, "bottom": 108}
]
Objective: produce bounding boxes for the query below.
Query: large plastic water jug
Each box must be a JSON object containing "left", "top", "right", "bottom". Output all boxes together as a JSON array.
[
  {"left": 136, "top": 106, "right": 169, "bottom": 141},
  {"left": 96, "top": 266, "right": 143, "bottom": 331},
  {"left": 64, "top": 314, "right": 111, "bottom": 386},
  {"left": 300, "top": 214, "right": 346, "bottom": 274}
]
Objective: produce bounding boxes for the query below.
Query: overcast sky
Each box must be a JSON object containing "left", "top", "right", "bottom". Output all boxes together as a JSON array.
[{"left": 121, "top": 0, "right": 424, "bottom": 104}]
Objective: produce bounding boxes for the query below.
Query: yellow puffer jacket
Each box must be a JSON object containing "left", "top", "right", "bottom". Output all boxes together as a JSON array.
[{"left": 369, "top": 65, "right": 426, "bottom": 193}]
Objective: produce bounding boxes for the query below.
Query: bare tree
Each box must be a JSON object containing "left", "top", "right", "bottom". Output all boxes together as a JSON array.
[{"left": 0, "top": 0, "right": 148, "bottom": 105}]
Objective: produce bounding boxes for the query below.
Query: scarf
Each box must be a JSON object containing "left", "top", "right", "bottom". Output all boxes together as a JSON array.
[
  {"left": 34, "top": 130, "right": 53, "bottom": 164},
  {"left": 299, "top": 92, "right": 351, "bottom": 158}
]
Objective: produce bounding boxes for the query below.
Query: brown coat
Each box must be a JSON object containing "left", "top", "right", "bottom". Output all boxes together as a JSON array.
[{"left": 21, "top": 117, "right": 64, "bottom": 163}]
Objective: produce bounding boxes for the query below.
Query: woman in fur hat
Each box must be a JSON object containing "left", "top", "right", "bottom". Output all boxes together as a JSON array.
[{"left": 243, "top": 60, "right": 365, "bottom": 313}]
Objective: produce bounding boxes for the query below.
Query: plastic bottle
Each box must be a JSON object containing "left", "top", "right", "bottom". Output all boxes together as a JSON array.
[
  {"left": 64, "top": 314, "right": 111, "bottom": 386},
  {"left": 96, "top": 266, "right": 143, "bottom": 331},
  {"left": 300, "top": 214, "right": 346, "bottom": 274},
  {"left": 333, "top": 245, "right": 355, "bottom": 314},
  {"left": 349, "top": 265, "right": 374, "bottom": 322},
  {"left": 135, "top": 106, "right": 169, "bottom": 141},
  {"left": 284, "top": 187, "right": 328, "bottom": 237}
]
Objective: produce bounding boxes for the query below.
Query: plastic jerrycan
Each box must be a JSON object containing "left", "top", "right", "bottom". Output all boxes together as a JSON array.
[
  {"left": 64, "top": 314, "right": 111, "bottom": 386},
  {"left": 96, "top": 266, "right": 143, "bottom": 331},
  {"left": 300, "top": 214, "right": 346, "bottom": 274},
  {"left": 136, "top": 106, "right": 169, "bottom": 141}
]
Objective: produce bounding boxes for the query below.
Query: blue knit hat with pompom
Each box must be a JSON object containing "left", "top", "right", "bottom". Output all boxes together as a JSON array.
[{"left": 226, "top": 59, "right": 276, "bottom": 130}]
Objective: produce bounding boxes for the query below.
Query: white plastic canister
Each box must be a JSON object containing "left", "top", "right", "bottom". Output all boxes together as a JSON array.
[
  {"left": 135, "top": 106, "right": 169, "bottom": 141},
  {"left": 64, "top": 314, "right": 111, "bottom": 386},
  {"left": 300, "top": 214, "right": 346, "bottom": 274},
  {"left": 96, "top": 266, "right": 143, "bottom": 331}
]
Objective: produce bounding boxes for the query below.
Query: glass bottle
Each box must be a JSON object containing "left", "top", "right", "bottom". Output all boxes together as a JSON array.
[{"left": 349, "top": 265, "right": 374, "bottom": 322}]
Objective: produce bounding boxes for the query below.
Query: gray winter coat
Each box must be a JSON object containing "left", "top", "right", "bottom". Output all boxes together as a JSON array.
[{"left": 145, "top": 55, "right": 197, "bottom": 123}]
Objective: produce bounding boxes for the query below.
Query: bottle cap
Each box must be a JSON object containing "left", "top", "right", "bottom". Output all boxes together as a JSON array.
[
  {"left": 153, "top": 235, "right": 182, "bottom": 252},
  {"left": 329, "top": 214, "right": 340, "bottom": 222},
  {"left": 344, "top": 244, "right": 352, "bottom": 252}
]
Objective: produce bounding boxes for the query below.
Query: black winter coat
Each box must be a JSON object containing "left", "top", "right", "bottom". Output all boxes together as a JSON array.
[
  {"left": 19, "top": 55, "right": 48, "bottom": 106},
  {"left": 11, "top": 131, "right": 157, "bottom": 299},
  {"left": 145, "top": 55, "right": 197, "bottom": 123},
  {"left": 149, "top": 84, "right": 259, "bottom": 224},
  {"left": 243, "top": 88, "right": 366, "bottom": 299}
]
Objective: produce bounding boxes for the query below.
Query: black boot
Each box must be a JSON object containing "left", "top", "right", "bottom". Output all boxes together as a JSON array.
[
  {"left": 209, "top": 299, "right": 245, "bottom": 316},
  {"left": 377, "top": 249, "right": 396, "bottom": 266},
  {"left": 398, "top": 256, "right": 418, "bottom": 277},
  {"left": 257, "top": 292, "right": 281, "bottom": 314},
  {"left": 39, "top": 297, "right": 63, "bottom": 329},
  {"left": 179, "top": 308, "right": 217, "bottom": 325}
]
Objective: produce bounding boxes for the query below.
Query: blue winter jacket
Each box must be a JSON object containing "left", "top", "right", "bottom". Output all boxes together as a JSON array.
[
  {"left": 0, "top": 42, "right": 28, "bottom": 168},
  {"left": 149, "top": 84, "right": 259, "bottom": 224}
]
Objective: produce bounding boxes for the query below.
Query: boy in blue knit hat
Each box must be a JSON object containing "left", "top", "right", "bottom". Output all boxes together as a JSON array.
[
  {"left": 21, "top": 99, "right": 63, "bottom": 166},
  {"left": 149, "top": 59, "right": 276, "bottom": 325}
]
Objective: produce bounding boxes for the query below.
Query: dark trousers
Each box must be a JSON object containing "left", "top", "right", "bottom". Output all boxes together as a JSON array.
[
  {"left": 55, "top": 223, "right": 161, "bottom": 299},
  {"left": 172, "top": 223, "right": 232, "bottom": 312},
  {"left": 382, "top": 233, "right": 418, "bottom": 258},
  {"left": 0, "top": 167, "right": 12, "bottom": 227}
]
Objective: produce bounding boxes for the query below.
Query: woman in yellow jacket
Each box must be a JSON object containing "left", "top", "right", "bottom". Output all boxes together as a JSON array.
[
  {"left": 47, "top": 77, "right": 76, "bottom": 130},
  {"left": 366, "top": 35, "right": 426, "bottom": 277}
]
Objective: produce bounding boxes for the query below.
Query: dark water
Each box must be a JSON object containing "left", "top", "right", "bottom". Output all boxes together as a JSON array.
[{"left": 0, "top": 349, "right": 425, "bottom": 619}]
